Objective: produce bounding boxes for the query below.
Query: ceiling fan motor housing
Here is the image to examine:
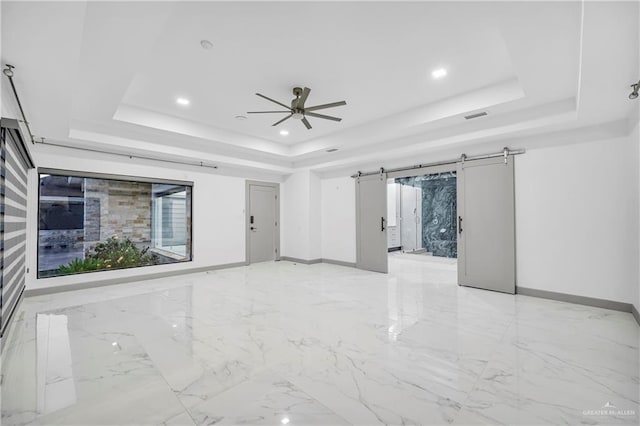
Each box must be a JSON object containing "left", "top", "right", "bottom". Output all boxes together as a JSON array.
[{"left": 292, "top": 87, "right": 303, "bottom": 109}]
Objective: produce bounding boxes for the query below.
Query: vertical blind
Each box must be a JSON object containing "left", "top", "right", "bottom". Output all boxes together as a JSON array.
[{"left": 1, "top": 119, "right": 34, "bottom": 338}]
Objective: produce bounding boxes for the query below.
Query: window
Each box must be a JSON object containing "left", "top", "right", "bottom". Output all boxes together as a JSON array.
[{"left": 38, "top": 172, "right": 192, "bottom": 278}]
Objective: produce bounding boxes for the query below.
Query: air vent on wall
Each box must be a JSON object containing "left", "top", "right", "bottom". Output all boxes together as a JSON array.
[{"left": 464, "top": 111, "right": 488, "bottom": 120}]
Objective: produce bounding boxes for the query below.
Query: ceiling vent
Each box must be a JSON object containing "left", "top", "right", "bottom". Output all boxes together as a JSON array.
[{"left": 464, "top": 111, "right": 488, "bottom": 120}]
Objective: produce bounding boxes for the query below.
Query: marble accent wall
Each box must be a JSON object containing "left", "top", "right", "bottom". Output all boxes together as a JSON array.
[
  {"left": 420, "top": 174, "right": 457, "bottom": 258},
  {"left": 396, "top": 172, "right": 457, "bottom": 258}
]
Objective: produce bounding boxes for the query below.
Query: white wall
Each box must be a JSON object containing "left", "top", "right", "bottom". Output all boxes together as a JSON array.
[
  {"left": 634, "top": 119, "right": 640, "bottom": 313},
  {"left": 318, "top": 135, "right": 639, "bottom": 306},
  {"left": 320, "top": 176, "right": 356, "bottom": 263},
  {"left": 625, "top": 1, "right": 640, "bottom": 310},
  {"left": 281, "top": 171, "right": 309, "bottom": 260},
  {"left": 1, "top": 71, "right": 25, "bottom": 130},
  {"left": 636, "top": 121, "right": 640, "bottom": 313},
  {"left": 280, "top": 169, "right": 322, "bottom": 261},
  {"left": 283, "top": 173, "right": 356, "bottom": 263},
  {"left": 26, "top": 149, "right": 252, "bottom": 292},
  {"left": 635, "top": 0, "right": 640, "bottom": 315},
  {"left": 515, "top": 134, "right": 639, "bottom": 304},
  {"left": 309, "top": 171, "right": 322, "bottom": 259}
]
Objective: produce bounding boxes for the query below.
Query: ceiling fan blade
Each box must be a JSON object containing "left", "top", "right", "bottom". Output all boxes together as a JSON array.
[
  {"left": 272, "top": 114, "right": 293, "bottom": 126},
  {"left": 301, "top": 117, "right": 312, "bottom": 129},
  {"left": 247, "top": 111, "right": 290, "bottom": 114},
  {"left": 305, "top": 112, "right": 342, "bottom": 122},
  {"left": 256, "top": 93, "right": 292, "bottom": 111},
  {"left": 304, "top": 100, "right": 346, "bottom": 112},
  {"left": 297, "top": 87, "right": 311, "bottom": 108}
]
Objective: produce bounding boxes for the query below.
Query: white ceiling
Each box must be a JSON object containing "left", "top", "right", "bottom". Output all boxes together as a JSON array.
[{"left": 1, "top": 1, "right": 638, "bottom": 177}]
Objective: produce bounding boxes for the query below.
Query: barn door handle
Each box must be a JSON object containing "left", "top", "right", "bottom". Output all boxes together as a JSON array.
[
  {"left": 381, "top": 217, "right": 386, "bottom": 232},
  {"left": 458, "top": 216, "right": 463, "bottom": 234}
]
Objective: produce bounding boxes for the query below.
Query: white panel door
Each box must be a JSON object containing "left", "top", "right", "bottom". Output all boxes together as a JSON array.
[
  {"left": 356, "top": 174, "right": 388, "bottom": 273},
  {"left": 457, "top": 156, "right": 515, "bottom": 293},
  {"left": 401, "top": 185, "right": 418, "bottom": 252},
  {"left": 248, "top": 184, "right": 278, "bottom": 263}
]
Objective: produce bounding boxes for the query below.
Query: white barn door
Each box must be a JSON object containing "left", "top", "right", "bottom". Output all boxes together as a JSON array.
[
  {"left": 457, "top": 156, "right": 515, "bottom": 293},
  {"left": 356, "top": 174, "right": 388, "bottom": 273}
]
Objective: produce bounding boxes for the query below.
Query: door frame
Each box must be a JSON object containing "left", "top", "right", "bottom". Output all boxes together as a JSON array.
[
  {"left": 245, "top": 180, "right": 280, "bottom": 264},
  {"left": 388, "top": 163, "right": 457, "bottom": 255}
]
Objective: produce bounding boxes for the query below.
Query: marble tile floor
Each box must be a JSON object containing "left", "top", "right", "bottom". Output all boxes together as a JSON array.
[
  {"left": 1, "top": 257, "right": 638, "bottom": 425},
  {"left": 388, "top": 251, "right": 457, "bottom": 265}
]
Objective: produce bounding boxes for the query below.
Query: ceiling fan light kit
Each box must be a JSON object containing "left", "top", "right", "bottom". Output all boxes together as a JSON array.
[{"left": 247, "top": 86, "right": 346, "bottom": 130}]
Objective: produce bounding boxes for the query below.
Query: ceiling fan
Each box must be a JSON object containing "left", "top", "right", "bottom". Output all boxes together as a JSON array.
[{"left": 247, "top": 87, "right": 346, "bottom": 130}]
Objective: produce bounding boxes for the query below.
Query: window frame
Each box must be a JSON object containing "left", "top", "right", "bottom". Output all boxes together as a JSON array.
[{"left": 36, "top": 168, "right": 194, "bottom": 279}]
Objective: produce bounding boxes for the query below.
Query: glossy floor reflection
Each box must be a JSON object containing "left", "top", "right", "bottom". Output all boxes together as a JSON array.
[{"left": 1, "top": 257, "right": 638, "bottom": 425}]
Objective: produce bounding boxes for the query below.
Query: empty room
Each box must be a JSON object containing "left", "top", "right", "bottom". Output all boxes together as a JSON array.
[{"left": 1, "top": 1, "right": 639, "bottom": 425}]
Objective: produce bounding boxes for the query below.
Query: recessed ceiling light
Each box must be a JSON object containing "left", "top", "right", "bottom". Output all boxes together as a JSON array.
[
  {"left": 200, "top": 39, "right": 213, "bottom": 50},
  {"left": 176, "top": 97, "right": 190, "bottom": 106},
  {"left": 431, "top": 68, "right": 447, "bottom": 79},
  {"left": 279, "top": 129, "right": 289, "bottom": 136},
  {"left": 235, "top": 115, "right": 248, "bottom": 120}
]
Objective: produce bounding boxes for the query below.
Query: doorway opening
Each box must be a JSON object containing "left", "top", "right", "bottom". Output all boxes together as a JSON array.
[
  {"left": 355, "top": 150, "right": 516, "bottom": 293},
  {"left": 386, "top": 171, "right": 457, "bottom": 275}
]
